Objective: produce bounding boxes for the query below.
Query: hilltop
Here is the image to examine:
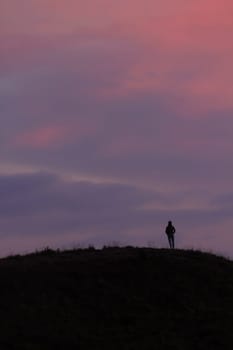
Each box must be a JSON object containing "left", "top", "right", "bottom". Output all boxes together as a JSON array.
[{"left": 0, "top": 247, "right": 232, "bottom": 349}]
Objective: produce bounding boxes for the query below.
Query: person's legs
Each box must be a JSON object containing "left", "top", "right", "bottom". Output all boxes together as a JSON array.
[
  {"left": 168, "top": 235, "right": 172, "bottom": 248},
  {"left": 167, "top": 235, "right": 175, "bottom": 248},
  {"left": 171, "top": 235, "right": 175, "bottom": 249}
]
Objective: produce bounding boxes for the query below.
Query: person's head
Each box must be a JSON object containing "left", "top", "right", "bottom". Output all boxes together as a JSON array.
[{"left": 168, "top": 221, "right": 172, "bottom": 225}]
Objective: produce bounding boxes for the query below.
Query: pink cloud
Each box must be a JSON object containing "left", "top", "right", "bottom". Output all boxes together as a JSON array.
[
  {"left": 12, "top": 119, "right": 98, "bottom": 149},
  {"left": 94, "top": 1, "right": 233, "bottom": 112},
  {"left": 14, "top": 125, "right": 71, "bottom": 149},
  {"left": 2, "top": 0, "right": 233, "bottom": 112}
]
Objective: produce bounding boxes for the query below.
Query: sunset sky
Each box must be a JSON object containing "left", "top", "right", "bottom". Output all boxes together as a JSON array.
[{"left": 1, "top": 0, "right": 233, "bottom": 257}]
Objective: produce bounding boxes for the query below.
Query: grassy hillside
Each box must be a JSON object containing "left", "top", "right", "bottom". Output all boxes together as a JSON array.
[{"left": 0, "top": 247, "right": 232, "bottom": 349}]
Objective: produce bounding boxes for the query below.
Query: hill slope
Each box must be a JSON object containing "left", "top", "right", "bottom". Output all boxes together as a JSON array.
[{"left": 0, "top": 247, "right": 232, "bottom": 349}]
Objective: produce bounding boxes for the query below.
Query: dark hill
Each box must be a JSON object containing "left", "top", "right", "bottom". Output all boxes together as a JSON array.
[{"left": 0, "top": 247, "right": 232, "bottom": 349}]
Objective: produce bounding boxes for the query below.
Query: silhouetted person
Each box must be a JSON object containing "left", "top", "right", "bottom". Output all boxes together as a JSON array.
[{"left": 165, "top": 221, "right": 176, "bottom": 248}]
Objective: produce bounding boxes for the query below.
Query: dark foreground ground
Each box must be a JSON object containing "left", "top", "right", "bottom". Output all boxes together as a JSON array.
[{"left": 0, "top": 247, "right": 232, "bottom": 350}]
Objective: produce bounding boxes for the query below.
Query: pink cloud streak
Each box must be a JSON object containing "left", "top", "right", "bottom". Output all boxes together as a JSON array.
[
  {"left": 14, "top": 125, "right": 71, "bottom": 149},
  {"left": 12, "top": 119, "right": 98, "bottom": 149}
]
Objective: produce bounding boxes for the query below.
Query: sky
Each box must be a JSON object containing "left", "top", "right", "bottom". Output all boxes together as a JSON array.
[{"left": 1, "top": 0, "right": 233, "bottom": 257}]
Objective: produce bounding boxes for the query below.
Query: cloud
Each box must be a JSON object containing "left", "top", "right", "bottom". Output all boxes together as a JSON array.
[
  {"left": 12, "top": 118, "right": 99, "bottom": 149},
  {"left": 2, "top": 0, "right": 233, "bottom": 113},
  {"left": 0, "top": 171, "right": 232, "bottom": 257},
  {"left": 4, "top": 91, "right": 233, "bottom": 194},
  {"left": 13, "top": 125, "right": 72, "bottom": 149},
  {"left": 1, "top": 1, "right": 233, "bottom": 257},
  {"left": 0, "top": 171, "right": 158, "bottom": 234}
]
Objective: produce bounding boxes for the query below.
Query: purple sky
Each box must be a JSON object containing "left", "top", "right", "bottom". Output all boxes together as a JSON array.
[{"left": 1, "top": 0, "right": 233, "bottom": 257}]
